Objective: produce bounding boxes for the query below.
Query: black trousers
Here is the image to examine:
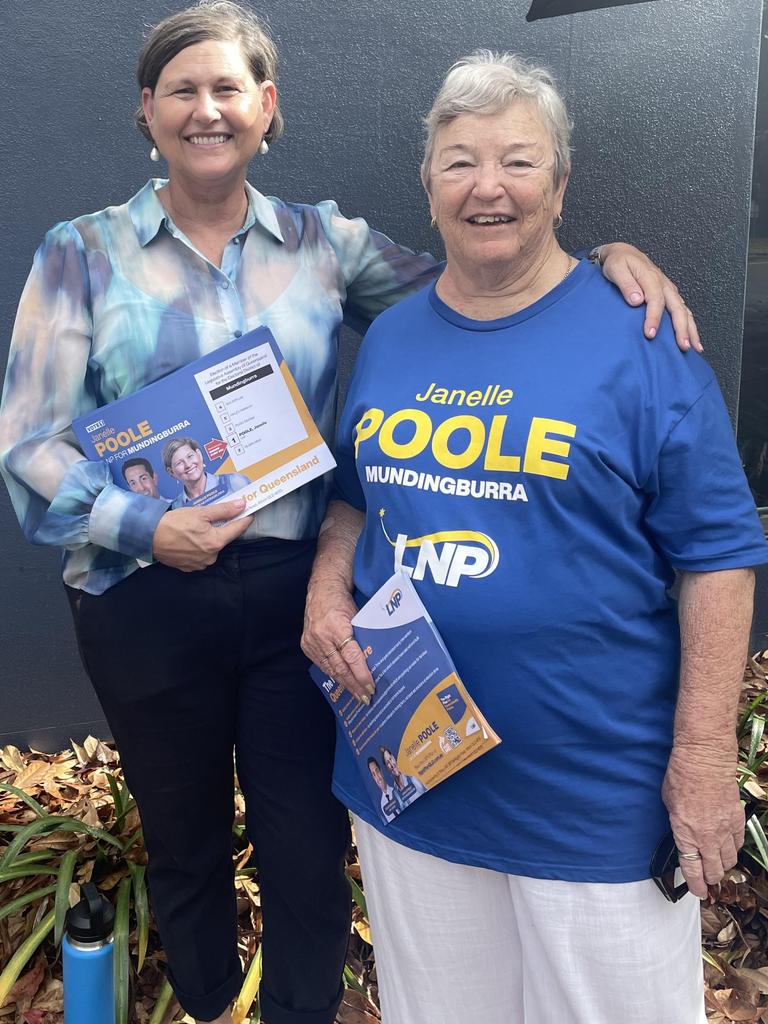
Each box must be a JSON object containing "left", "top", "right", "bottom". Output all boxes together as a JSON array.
[{"left": 67, "top": 540, "right": 351, "bottom": 1023}]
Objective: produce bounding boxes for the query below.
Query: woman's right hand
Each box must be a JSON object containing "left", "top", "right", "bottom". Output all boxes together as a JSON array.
[
  {"left": 152, "top": 498, "right": 253, "bottom": 571},
  {"left": 302, "top": 575, "right": 375, "bottom": 703}
]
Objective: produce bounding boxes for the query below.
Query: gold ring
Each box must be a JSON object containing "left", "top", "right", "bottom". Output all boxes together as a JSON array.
[
  {"left": 336, "top": 635, "right": 355, "bottom": 653},
  {"left": 321, "top": 649, "right": 337, "bottom": 661},
  {"left": 677, "top": 849, "right": 702, "bottom": 861}
]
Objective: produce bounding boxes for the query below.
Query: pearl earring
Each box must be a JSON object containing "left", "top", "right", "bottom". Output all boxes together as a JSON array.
[
  {"left": 150, "top": 146, "right": 160, "bottom": 162},
  {"left": 258, "top": 139, "right": 269, "bottom": 156}
]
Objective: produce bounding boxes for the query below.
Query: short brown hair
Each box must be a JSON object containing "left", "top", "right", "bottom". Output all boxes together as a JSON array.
[{"left": 135, "top": 0, "right": 283, "bottom": 145}]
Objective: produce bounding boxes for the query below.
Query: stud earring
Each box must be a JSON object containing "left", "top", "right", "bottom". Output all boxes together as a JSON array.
[
  {"left": 258, "top": 139, "right": 269, "bottom": 155},
  {"left": 150, "top": 146, "right": 160, "bottom": 162}
]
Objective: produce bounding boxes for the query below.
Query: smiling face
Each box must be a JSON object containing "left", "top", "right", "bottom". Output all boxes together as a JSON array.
[
  {"left": 167, "top": 444, "right": 205, "bottom": 489},
  {"left": 124, "top": 464, "right": 160, "bottom": 499},
  {"left": 141, "top": 39, "right": 276, "bottom": 187},
  {"left": 425, "top": 103, "right": 568, "bottom": 277},
  {"left": 382, "top": 749, "right": 399, "bottom": 777},
  {"left": 368, "top": 761, "right": 386, "bottom": 792}
]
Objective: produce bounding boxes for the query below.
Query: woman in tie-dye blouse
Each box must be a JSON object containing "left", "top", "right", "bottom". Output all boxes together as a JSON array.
[{"left": 0, "top": 3, "right": 699, "bottom": 1023}]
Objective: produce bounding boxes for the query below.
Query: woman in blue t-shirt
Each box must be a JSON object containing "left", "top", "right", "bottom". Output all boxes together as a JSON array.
[{"left": 302, "top": 51, "right": 768, "bottom": 1024}]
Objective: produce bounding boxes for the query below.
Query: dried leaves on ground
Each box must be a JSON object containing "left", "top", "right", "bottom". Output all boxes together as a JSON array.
[
  {"left": 702, "top": 651, "right": 768, "bottom": 1023},
  {"left": 2, "top": 653, "right": 768, "bottom": 1022}
]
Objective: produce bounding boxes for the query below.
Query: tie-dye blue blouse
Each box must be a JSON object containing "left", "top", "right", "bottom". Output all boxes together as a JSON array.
[{"left": 0, "top": 179, "right": 437, "bottom": 593}]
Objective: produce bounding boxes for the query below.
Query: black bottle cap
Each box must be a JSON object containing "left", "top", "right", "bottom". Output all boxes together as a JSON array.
[{"left": 65, "top": 882, "right": 115, "bottom": 942}]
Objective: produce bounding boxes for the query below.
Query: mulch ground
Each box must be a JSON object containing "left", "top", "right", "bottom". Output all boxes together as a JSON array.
[{"left": 2, "top": 651, "right": 768, "bottom": 1022}]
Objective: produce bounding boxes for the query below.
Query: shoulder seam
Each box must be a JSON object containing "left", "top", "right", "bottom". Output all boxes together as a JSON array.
[{"left": 642, "top": 376, "right": 719, "bottom": 490}]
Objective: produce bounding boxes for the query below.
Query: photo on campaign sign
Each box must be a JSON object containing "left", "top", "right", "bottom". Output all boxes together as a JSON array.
[
  {"left": 72, "top": 326, "right": 335, "bottom": 518},
  {"left": 526, "top": 0, "right": 658, "bottom": 19}
]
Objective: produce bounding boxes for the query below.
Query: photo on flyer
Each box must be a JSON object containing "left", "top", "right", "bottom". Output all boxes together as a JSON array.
[{"left": 72, "top": 326, "right": 335, "bottom": 516}]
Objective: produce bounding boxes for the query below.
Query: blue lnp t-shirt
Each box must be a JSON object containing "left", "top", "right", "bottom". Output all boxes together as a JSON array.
[{"left": 332, "top": 260, "right": 768, "bottom": 883}]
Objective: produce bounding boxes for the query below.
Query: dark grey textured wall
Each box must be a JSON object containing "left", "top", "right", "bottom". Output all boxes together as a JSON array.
[{"left": 0, "top": 0, "right": 763, "bottom": 748}]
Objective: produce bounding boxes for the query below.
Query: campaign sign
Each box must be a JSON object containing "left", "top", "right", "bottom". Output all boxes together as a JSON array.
[
  {"left": 311, "top": 572, "right": 500, "bottom": 825},
  {"left": 72, "top": 326, "right": 335, "bottom": 516}
]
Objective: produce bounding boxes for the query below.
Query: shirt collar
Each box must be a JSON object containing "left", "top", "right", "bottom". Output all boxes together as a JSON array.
[{"left": 129, "top": 178, "right": 284, "bottom": 247}]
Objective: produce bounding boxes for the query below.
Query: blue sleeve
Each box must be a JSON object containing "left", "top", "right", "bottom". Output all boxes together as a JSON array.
[
  {"left": 0, "top": 222, "right": 167, "bottom": 560},
  {"left": 643, "top": 378, "right": 768, "bottom": 570},
  {"left": 315, "top": 201, "right": 439, "bottom": 334}
]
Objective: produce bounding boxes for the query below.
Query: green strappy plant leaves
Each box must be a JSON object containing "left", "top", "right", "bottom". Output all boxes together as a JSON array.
[
  {"left": 0, "top": 909, "right": 55, "bottom": 1008},
  {"left": 114, "top": 875, "right": 132, "bottom": 1024},
  {"left": 54, "top": 848, "right": 79, "bottom": 946},
  {"left": 0, "top": 736, "right": 380, "bottom": 1021}
]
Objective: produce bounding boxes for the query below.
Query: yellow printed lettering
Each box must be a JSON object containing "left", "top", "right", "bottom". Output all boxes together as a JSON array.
[
  {"left": 523, "top": 417, "right": 576, "bottom": 479},
  {"left": 431, "top": 415, "right": 485, "bottom": 470},
  {"left": 379, "top": 409, "right": 432, "bottom": 459},
  {"left": 356, "top": 406, "right": 576, "bottom": 479},
  {"left": 94, "top": 420, "right": 154, "bottom": 456},
  {"left": 483, "top": 415, "right": 521, "bottom": 472},
  {"left": 354, "top": 408, "right": 384, "bottom": 457}
]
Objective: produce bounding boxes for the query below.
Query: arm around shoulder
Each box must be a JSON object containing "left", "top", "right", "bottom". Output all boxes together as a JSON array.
[
  {"left": 315, "top": 200, "right": 438, "bottom": 330},
  {"left": 597, "top": 241, "right": 701, "bottom": 351}
]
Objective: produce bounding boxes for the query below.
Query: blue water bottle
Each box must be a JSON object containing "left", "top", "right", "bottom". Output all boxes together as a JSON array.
[{"left": 63, "top": 882, "right": 116, "bottom": 1024}]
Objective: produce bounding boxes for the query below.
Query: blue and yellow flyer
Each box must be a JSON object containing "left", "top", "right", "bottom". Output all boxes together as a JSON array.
[
  {"left": 72, "top": 326, "right": 335, "bottom": 514},
  {"left": 311, "top": 572, "right": 500, "bottom": 824}
]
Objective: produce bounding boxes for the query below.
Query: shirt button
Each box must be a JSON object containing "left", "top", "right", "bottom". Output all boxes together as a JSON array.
[
  {"left": 221, "top": 281, "right": 230, "bottom": 290},
  {"left": 233, "top": 237, "right": 240, "bottom": 244},
  {"left": 234, "top": 330, "right": 243, "bottom": 338}
]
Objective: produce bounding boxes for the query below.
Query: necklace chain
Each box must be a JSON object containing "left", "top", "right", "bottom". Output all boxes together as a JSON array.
[{"left": 560, "top": 254, "right": 577, "bottom": 285}]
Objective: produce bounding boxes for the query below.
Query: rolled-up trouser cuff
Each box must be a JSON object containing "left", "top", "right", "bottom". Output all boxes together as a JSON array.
[
  {"left": 168, "top": 963, "right": 242, "bottom": 1021},
  {"left": 260, "top": 979, "right": 345, "bottom": 1024}
]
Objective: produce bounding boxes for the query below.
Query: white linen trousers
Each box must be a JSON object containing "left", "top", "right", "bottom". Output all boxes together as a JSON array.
[{"left": 354, "top": 817, "right": 706, "bottom": 1024}]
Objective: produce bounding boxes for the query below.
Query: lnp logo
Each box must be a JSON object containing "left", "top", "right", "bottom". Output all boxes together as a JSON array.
[
  {"left": 378, "top": 510, "right": 499, "bottom": 588},
  {"left": 384, "top": 589, "right": 403, "bottom": 616}
]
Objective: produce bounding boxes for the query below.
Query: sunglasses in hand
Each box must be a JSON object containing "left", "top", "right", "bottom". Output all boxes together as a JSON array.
[{"left": 650, "top": 790, "right": 761, "bottom": 903}]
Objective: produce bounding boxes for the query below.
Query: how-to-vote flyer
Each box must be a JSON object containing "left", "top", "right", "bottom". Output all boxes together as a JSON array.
[
  {"left": 311, "top": 572, "right": 500, "bottom": 825},
  {"left": 72, "top": 326, "right": 335, "bottom": 515}
]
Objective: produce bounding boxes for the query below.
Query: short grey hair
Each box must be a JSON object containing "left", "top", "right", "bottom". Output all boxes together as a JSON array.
[{"left": 421, "top": 51, "right": 573, "bottom": 188}]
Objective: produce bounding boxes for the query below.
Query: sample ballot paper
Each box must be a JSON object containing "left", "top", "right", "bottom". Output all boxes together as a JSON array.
[
  {"left": 73, "top": 326, "right": 335, "bottom": 515},
  {"left": 194, "top": 338, "right": 309, "bottom": 469}
]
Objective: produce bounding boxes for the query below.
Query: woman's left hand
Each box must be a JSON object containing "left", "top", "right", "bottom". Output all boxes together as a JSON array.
[
  {"left": 598, "top": 242, "right": 702, "bottom": 353},
  {"left": 661, "top": 747, "right": 745, "bottom": 898},
  {"left": 302, "top": 575, "right": 376, "bottom": 703}
]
